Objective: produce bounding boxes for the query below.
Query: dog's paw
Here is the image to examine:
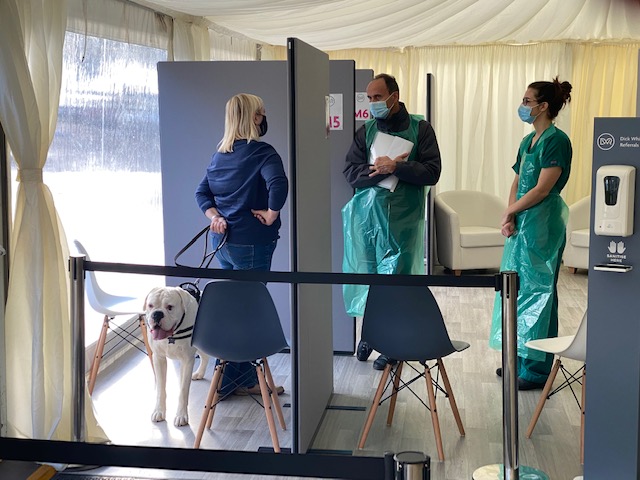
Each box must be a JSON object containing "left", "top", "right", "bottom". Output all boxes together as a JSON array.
[
  {"left": 191, "top": 371, "right": 205, "bottom": 381},
  {"left": 151, "top": 410, "right": 166, "bottom": 423},
  {"left": 174, "top": 414, "right": 189, "bottom": 427}
]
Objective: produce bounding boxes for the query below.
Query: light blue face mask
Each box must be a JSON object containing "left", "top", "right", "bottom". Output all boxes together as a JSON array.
[
  {"left": 370, "top": 94, "right": 396, "bottom": 119},
  {"left": 518, "top": 103, "right": 539, "bottom": 124}
]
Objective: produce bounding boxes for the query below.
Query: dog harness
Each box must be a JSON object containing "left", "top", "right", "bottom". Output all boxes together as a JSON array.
[{"left": 167, "top": 312, "right": 193, "bottom": 344}]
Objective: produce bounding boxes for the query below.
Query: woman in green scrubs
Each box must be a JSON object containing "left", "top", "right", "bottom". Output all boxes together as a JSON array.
[{"left": 490, "top": 77, "right": 574, "bottom": 390}]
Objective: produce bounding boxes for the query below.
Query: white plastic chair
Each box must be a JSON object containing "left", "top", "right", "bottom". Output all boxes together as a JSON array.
[
  {"left": 525, "top": 311, "right": 587, "bottom": 463},
  {"left": 73, "top": 240, "right": 153, "bottom": 394}
]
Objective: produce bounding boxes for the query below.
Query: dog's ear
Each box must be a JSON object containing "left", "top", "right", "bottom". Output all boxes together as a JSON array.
[{"left": 175, "top": 287, "right": 198, "bottom": 320}]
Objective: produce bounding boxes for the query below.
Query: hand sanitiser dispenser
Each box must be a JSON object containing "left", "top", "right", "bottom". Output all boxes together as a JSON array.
[{"left": 595, "top": 165, "right": 636, "bottom": 237}]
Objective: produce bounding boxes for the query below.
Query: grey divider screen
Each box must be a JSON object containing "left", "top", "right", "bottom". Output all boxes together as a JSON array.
[
  {"left": 156, "top": 60, "right": 291, "bottom": 341},
  {"left": 585, "top": 117, "right": 640, "bottom": 478},
  {"left": 355, "top": 69, "right": 374, "bottom": 130},
  {"left": 329, "top": 60, "right": 355, "bottom": 353},
  {"left": 287, "top": 38, "right": 332, "bottom": 453}
]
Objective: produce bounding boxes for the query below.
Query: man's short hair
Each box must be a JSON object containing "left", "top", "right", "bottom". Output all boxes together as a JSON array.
[{"left": 373, "top": 73, "right": 399, "bottom": 94}]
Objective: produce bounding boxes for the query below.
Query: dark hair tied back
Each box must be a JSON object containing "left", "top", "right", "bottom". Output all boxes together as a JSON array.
[{"left": 529, "top": 76, "right": 572, "bottom": 120}]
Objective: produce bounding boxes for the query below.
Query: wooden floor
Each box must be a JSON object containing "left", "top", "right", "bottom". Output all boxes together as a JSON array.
[{"left": 74, "top": 267, "right": 587, "bottom": 480}]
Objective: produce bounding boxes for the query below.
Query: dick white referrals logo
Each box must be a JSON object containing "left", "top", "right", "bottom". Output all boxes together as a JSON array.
[{"left": 597, "top": 133, "right": 615, "bottom": 151}]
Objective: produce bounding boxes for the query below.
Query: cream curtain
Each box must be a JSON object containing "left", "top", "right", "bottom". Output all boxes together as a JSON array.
[
  {"left": 567, "top": 43, "right": 639, "bottom": 203},
  {"left": 329, "top": 42, "right": 639, "bottom": 205},
  {"left": 171, "top": 18, "right": 210, "bottom": 61},
  {"left": 0, "top": 0, "right": 105, "bottom": 441},
  {"left": 209, "top": 29, "right": 259, "bottom": 60}
]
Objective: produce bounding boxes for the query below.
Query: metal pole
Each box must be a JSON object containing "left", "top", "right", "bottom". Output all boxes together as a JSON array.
[
  {"left": 501, "top": 270, "right": 519, "bottom": 480},
  {"left": 70, "top": 254, "right": 86, "bottom": 442},
  {"left": 472, "top": 271, "right": 548, "bottom": 480},
  {"left": 393, "top": 451, "right": 430, "bottom": 480}
]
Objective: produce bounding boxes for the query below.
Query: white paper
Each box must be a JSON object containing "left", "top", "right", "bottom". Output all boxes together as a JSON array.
[{"left": 369, "top": 132, "right": 414, "bottom": 192}]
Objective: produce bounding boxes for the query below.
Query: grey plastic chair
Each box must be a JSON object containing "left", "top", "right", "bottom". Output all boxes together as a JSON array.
[
  {"left": 358, "top": 284, "right": 470, "bottom": 461},
  {"left": 191, "top": 280, "right": 288, "bottom": 452}
]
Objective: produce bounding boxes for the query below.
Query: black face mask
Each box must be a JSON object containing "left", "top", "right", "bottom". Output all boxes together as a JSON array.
[{"left": 258, "top": 115, "right": 268, "bottom": 137}]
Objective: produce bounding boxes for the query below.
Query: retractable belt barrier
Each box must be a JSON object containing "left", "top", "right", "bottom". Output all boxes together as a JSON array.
[{"left": 0, "top": 258, "right": 518, "bottom": 479}]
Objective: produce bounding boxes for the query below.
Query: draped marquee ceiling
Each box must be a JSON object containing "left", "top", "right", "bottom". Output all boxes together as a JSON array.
[{"left": 133, "top": 0, "right": 640, "bottom": 50}]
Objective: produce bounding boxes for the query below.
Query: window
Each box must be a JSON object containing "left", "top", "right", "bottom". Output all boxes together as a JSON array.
[{"left": 12, "top": 32, "right": 167, "bottom": 345}]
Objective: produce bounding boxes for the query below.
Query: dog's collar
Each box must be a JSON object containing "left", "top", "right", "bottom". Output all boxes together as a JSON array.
[{"left": 167, "top": 312, "right": 193, "bottom": 344}]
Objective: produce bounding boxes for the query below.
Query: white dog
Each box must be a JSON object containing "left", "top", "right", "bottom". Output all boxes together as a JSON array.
[{"left": 144, "top": 286, "right": 209, "bottom": 427}]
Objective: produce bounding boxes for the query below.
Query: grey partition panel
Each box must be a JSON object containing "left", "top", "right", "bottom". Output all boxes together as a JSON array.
[
  {"left": 156, "top": 61, "right": 291, "bottom": 339},
  {"left": 585, "top": 117, "right": 640, "bottom": 478},
  {"left": 329, "top": 60, "right": 355, "bottom": 353},
  {"left": 287, "top": 38, "right": 332, "bottom": 453},
  {"left": 355, "top": 69, "right": 374, "bottom": 130}
]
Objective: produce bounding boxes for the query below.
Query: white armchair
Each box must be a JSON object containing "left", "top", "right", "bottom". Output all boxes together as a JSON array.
[
  {"left": 563, "top": 195, "right": 591, "bottom": 274},
  {"left": 434, "top": 190, "right": 506, "bottom": 276}
]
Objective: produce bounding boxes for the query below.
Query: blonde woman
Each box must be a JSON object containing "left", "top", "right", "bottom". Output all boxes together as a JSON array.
[{"left": 195, "top": 93, "right": 288, "bottom": 397}]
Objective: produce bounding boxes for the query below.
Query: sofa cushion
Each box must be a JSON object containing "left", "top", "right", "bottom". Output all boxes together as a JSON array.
[
  {"left": 460, "top": 226, "right": 505, "bottom": 248},
  {"left": 570, "top": 229, "right": 590, "bottom": 248}
]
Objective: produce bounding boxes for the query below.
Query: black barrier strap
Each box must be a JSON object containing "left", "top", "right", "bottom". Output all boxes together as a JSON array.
[
  {"left": 83, "top": 260, "right": 496, "bottom": 288},
  {"left": 0, "top": 438, "right": 385, "bottom": 480}
]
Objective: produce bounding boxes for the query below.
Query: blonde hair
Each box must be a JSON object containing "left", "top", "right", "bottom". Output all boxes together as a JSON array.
[{"left": 217, "top": 93, "right": 265, "bottom": 153}]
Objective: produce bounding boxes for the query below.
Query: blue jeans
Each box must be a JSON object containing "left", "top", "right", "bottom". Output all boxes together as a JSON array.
[
  {"left": 212, "top": 237, "right": 277, "bottom": 395},
  {"left": 215, "top": 240, "right": 277, "bottom": 271}
]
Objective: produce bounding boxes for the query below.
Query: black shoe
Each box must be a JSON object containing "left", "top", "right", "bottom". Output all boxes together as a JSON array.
[
  {"left": 356, "top": 340, "right": 373, "bottom": 361},
  {"left": 373, "top": 355, "right": 397, "bottom": 371},
  {"left": 497, "top": 367, "right": 545, "bottom": 390},
  {"left": 517, "top": 378, "right": 546, "bottom": 391}
]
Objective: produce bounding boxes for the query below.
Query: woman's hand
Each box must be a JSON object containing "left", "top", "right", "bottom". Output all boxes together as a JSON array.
[
  {"left": 501, "top": 211, "right": 514, "bottom": 229},
  {"left": 209, "top": 215, "right": 227, "bottom": 234},
  {"left": 501, "top": 221, "right": 516, "bottom": 237},
  {"left": 252, "top": 208, "right": 279, "bottom": 226}
]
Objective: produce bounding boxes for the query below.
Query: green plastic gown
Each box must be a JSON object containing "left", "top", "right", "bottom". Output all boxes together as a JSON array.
[
  {"left": 489, "top": 125, "right": 570, "bottom": 361},
  {"left": 342, "top": 183, "right": 426, "bottom": 316},
  {"left": 342, "top": 115, "right": 427, "bottom": 317}
]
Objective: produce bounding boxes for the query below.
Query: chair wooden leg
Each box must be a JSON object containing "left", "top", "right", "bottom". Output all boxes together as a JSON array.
[
  {"left": 358, "top": 364, "right": 392, "bottom": 449},
  {"left": 425, "top": 365, "right": 445, "bottom": 461},
  {"left": 568, "top": 266, "right": 578, "bottom": 274},
  {"left": 526, "top": 358, "right": 561, "bottom": 438},
  {"left": 257, "top": 364, "right": 280, "bottom": 453},
  {"left": 386, "top": 362, "right": 403, "bottom": 426},
  {"left": 580, "top": 366, "right": 586, "bottom": 465},
  {"left": 88, "top": 315, "right": 110, "bottom": 395},
  {"left": 437, "top": 359, "right": 465, "bottom": 436},
  {"left": 138, "top": 314, "right": 154, "bottom": 375},
  {"left": 206, "top": 362, "right": 225, "bottom": 429},
  {"left": 194, "top": 363, "right": 223, "bottom": 449},
  {"left": 263, "top": 358, "right": 286, "bottom": 430}
]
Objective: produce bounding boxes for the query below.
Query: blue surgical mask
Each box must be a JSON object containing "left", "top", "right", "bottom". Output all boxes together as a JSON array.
[
  {"left": 518, "top": 104, "right": 539, "bottom": 124},
  {"left": 369, "top": 94, "right": 396, "bottom": 119}
]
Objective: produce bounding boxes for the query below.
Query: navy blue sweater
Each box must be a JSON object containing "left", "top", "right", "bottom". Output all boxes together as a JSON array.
[{"left": 195, "top": 140, "right": 288, "bottom": 245}]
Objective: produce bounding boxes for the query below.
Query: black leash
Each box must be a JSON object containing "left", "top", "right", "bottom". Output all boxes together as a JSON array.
[
  {"left": 174, "top": 226, "right": 228, "bottom": 269},
  {"left": 174, "top": 226, "right": 228, "bottom": 303}
]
